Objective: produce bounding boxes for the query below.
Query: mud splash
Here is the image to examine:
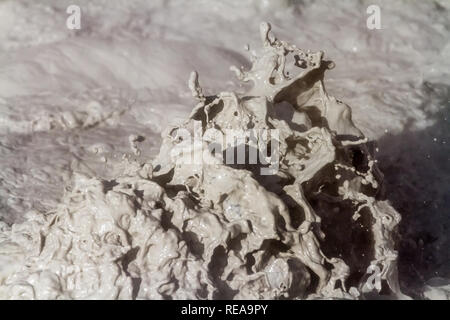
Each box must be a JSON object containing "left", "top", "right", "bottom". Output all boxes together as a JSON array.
[{"left": 0, "top": 23, "right": 407, "bottom": 300}]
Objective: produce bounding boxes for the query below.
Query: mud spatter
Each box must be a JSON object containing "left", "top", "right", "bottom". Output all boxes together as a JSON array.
[{"left": 0, "top": 23, "right": 407, "bottom": 300}]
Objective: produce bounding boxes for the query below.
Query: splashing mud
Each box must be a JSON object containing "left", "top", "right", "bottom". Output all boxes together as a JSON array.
[{"left": 0, "top": 23, "right": 410, "bottom": 299}]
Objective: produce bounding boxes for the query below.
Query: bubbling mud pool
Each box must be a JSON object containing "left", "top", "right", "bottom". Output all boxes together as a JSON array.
[
  {"left": 0, "top": 0, "right": 449, "bottom": 300},
  {"left": 0, "top": 22, "right": 409, "bottom": 299}
]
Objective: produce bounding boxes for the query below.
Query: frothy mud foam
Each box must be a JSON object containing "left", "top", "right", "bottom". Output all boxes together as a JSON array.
[{"left": 0, "top": 23, "right": 409, "bottom": 300}]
